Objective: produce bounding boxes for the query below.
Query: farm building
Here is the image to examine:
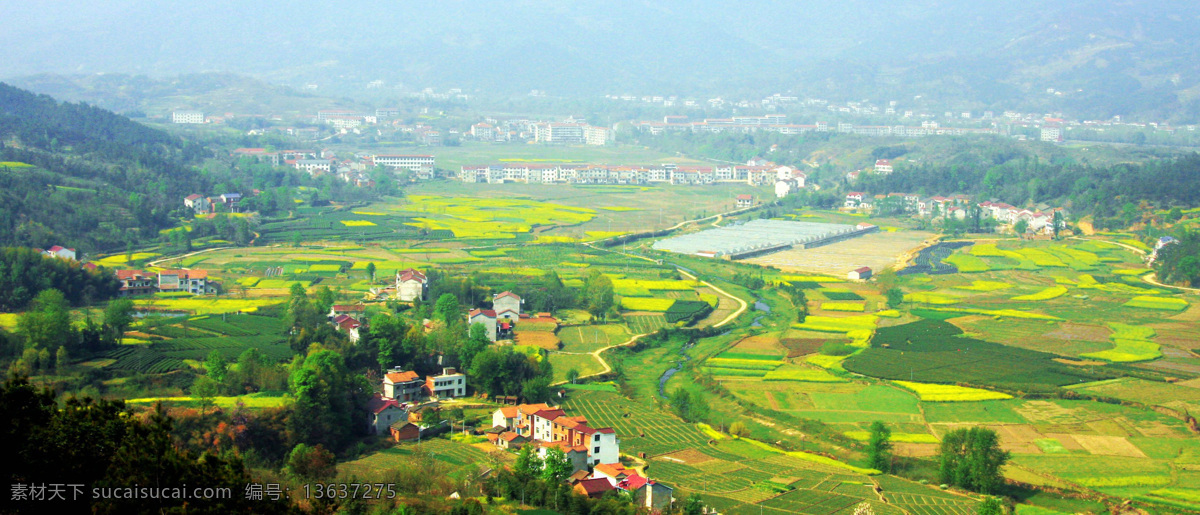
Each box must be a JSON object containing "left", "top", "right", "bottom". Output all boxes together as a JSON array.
[
  {"left": 849, "top": 267, "right": 872, "bottom": 280},
  {"left": 737, "top": 194, "right": 754, "bottom": 207},
  {"left": 388, "top": 422, "right": 421, "bottom": 442}
]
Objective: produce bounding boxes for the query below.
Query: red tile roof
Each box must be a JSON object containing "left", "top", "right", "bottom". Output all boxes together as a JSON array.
[
  {"left": 331, "top": 304, "right": 365, "bottom": 312},
  {"left": 469, "top": 309, "right": 497, "bottom": 318},
  {"left": 574, "top": 478, "right": 614, "bottom": 497},
  {"left": 385, "top": 371, "right": 420, "bottom": 383},
  {"left": 366, "top": 395, "right": 402, "bottom": 414},
  {"left": 494, "top": 291, "right": 521, "bottom": 300},
  {"left": 617, "top": 474, "right": 648, "bottom": 491}
]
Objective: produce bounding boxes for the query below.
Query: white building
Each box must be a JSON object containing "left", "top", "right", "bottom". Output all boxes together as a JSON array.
[
  {"left": 171, "top": 111, "right": 205, "bottom": 124},
  {"left": 395, "top": 268, "right": 428, "bottom": 302},
  {"left": 492, "top": 291, "right": 522, "bottom": 320},
  {"left": 373, "top": 155, "right": 435, "bottom": 174},
  {"left": 295, "top": 159, "right": 334, "bottom": 174},
  {"left": 426, "top": 367, "right": 466, "bottom": 399}
]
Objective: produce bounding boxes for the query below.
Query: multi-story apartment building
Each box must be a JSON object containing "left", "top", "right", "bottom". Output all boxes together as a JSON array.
[{"left": 171, "top": 111, "right": 205, "bottom": 124}]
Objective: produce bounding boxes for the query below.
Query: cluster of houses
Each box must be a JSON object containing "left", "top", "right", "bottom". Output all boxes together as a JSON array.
[
  {"left": 632, "top": 114, "right": 999, "bottom": 138},
  {"left": 231, "top": 147, "right": 437, "bottom": 185},
  {"left": 116, "top": 269, "right": 215, "bottom": 296},
  {"left": 184, "top": 192, "right": 243, "bottom": 215},
  {"left": 459, "top": 159, "right": 807, "bottom": 190},
  {"left": 366, "top": 366, "right": 469, "bottom": 439},
  {"left": 842, "top": 191, "right": 1068, "bottom": 235},
  {"left": 467, "top": 291, "right": 529, "bottom": 342},
  {"left": 487, "top": 403, "right": 673, "bottom": 511},
  {"left": 35, "top": 245, "right": 78, "bottom": 261}
]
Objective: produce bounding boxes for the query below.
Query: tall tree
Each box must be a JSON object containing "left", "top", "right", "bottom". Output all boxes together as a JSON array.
[
  {"left": 583, "top": 271, "right": 614, "bottom": 320},
  {"left": 938, "top": 427, "right": 1010, "bottom": 494},
  {"left": 866, "top": 421, "right": 893, "bottom": 472},
  {"left": 17, "top": 289, "right": 74, "bottom": 351},
  {"left": 103, "top": 298, "right": 135, "bottom": 345},
  {"left": 433, "top": 293, "right": 461, "bottom": 326},
  {"left": 540, "top": 447, "right": 573, "bottom": 483}
]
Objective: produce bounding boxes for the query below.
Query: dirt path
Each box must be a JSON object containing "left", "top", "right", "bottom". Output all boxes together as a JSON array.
[
  {"left": 676, "top": 269, "right": 748, "bottom": 328},
  {"left": 551, "top": 332, "right": 649, "bottom": 386},
  {"left": 1068, "top": 236, "right": 1146, "bottom": 256},
  {"left": 1143, "top": 273, "right": 1200, "bottom": 294},
  {"left": 1067, "top": 237, "right": 1200, "bottom": 293},
  {"left": 148, "top": 246, "right": 233, "bottom": 267}
]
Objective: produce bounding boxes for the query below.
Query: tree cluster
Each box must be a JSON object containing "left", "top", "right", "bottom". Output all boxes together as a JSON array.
[
  {"left": 0, "top": 247, "right": 120, "bottom": 311},
  {"left": 938, "top": 427, "right": 1010, "bottom": 494},
  {"left": 0, "top": 374, "right": 290, "bottom": 513},
  {"left": 1155, "top": 228, "right": 1200, "bottom": 287}
]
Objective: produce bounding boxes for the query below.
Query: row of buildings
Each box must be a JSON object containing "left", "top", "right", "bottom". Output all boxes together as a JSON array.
[
  {"left": 843, "top": 192, "right": 1067, "bottom": 234},
  {"left": 116, "top": 269, "right": 215, "bottom": 296},
  {"left": 366, "top": 366, "right": 469, "bottom": 436},
  {"left": 459, "top": 162, "right": 807, "bottom": 187},
  {"left": 632, "top": 115, "right": 1000, "bottom": 138},
  {"left": 467, "top": 117, "right": 612, "bottom": 145},
  {"left": 487, "top": 403, "right": 672, "bottom": 510},
  {"left": 232, "top": 148, "right": 437, "bottom": 178}
]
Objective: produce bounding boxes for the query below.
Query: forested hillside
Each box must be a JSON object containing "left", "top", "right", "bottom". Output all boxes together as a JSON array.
[{"left": 0, "top": 82, "right": 210, "bottom": 252}]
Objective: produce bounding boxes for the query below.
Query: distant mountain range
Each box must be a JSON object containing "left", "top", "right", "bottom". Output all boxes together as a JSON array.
[{"left": 3, "top": 1, "right": 1199, "bottom": 120}]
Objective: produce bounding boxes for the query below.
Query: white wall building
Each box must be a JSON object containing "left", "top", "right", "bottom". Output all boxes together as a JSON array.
[{"left": 171, "top": 111, "right": 205, "bottom": 124}]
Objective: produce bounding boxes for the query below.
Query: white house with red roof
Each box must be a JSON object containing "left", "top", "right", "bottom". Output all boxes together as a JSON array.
[
  {"left": 493, "top": 291, "right": 522, "bottom": 320},
  {"left": 157, "top": 269, "right": 212, "bottom": 294},
  {"left": 366, "top": 394, "right": 406, "bottom": 434},
  {"left": 395, "top": 268, "right": 428, "bottom": 302},
  {"left": 468, "top": 308, "right": 499, "bottom": 341},
  {"left": 874, "top": 159, "right": 894, "bottom": 174},
  {"left": 43, "top": 245, "right": 77, "bottom": 261},
  {"left": 115, "top": 269, "right": 156, "bottom": 297},
  {"left": 492, "top": 403, "right": 620, "bottom": 466},
  {"left": 332, "top": 314, "right": 364, "bottom": 342},
  {"left": 844, "top": 192, "right": 865, "bottom": 208},
  {"left": 383, "top": 368, "right": 424, "bottom": 402},
  {"left": 736, "top": 194, "right": 754, "bottom": 208}
]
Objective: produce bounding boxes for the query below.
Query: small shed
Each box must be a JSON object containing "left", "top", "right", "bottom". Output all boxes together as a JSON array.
[
  {"left": 848, "top": 267, "right": 872, "bottom": 281},
  {"left": 390, "top": 422, "right": 421, "bottom": 442}
]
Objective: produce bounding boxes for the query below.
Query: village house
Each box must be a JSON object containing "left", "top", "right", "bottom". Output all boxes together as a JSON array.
[
  {"left": 115, "top": 269, "right": 156, "bottom": 297},
  {"left": 328, "top": 304, "right": 366, "bottom": 319},
  {"left": 183, "top": 194, "right": 211, "bottom": 214},
  {"left": 395, "top": 268, "right": 428, "bottom": 302},
  {"left": 492, "top": 291, "right": 522, "bottom": 321},
  {"left": 874, "top": 159, "right": 894, "bottom": 174},
  {"left": 491, "top": 403, "right": 620, "bottom": 466},
  {"left": 42, "top": 245, "right": 77, "bottom": 261},
  {"left": 467, "top": 309, "right": 500, "bottom": 341},
  {"left": 157, "top": 269, "right": 212, "bottom": 295},
  {"left": 383, "top": 368, "right": 424, "bottom": 402},
  {"left": 736, "top": 194, "right": 754, "bottom": 208},
  {"left": 844, "top": 192, "right": 865, "bottom": 208},
  {"left": 573, "top": 478, "right": 615, "bottom": 499},
  {"left": 366, "top": 395, "right": 406, "bottom": 435},
  {"left": 332, "top": 315, "right": 364, "bottom": 342},
  {"left": 426, "top": 367, "right": 467, "bottom": 399},
  {"left": 536, "top": 440, "right": 589, "bottom": 473}
]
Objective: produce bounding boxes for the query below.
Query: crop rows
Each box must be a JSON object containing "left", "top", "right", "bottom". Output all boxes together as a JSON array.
[
  {"left": 561, "top": 392, "right": 707, "bottom": 456},
  {"left": 898, "top": 241, "right": 974, "bottom": 276},
  {"left": 102, "top": 347, "right": 185, "bottom": 373},
  {"left": 626, "top": 314, "right": 669, "bottom": 333}
]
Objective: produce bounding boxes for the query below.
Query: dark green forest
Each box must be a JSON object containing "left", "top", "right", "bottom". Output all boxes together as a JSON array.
[{"left": 0, "top": 247, "right": 119, "bottom": 311}]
